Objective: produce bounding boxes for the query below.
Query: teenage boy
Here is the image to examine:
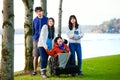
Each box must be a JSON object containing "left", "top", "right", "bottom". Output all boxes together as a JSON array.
[{"left": 32, "top": 7, "right": 48, "bottom": 75}]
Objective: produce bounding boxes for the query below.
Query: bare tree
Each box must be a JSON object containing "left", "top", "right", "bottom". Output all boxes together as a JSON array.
[
  {"left": 58, "top": 0, "right": 63, "bottom": 36},
  {"left": 40, "top": 0, "right": 47, "bottom": 16},
  {"left": 22, "top": 0, "right": 34, "bottom": 72},
  {"left": 0, "top": 0, "right": 14, "bottom": 79}
]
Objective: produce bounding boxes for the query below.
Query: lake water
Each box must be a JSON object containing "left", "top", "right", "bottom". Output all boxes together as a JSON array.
[{"left": 0, "top": 33, "right": 120, "bottom": 72}]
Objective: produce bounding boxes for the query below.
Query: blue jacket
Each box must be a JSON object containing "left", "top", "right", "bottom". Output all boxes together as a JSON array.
[{"left": 32, "top": 16, "right": 48, "bottom": 41}]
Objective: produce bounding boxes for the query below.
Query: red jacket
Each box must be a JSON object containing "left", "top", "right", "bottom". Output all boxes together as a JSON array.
[{"left": 46, "top": 42, "right": 70, "bottom": 57}]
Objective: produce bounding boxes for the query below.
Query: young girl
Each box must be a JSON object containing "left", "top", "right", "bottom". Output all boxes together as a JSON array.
[
  {"left": 38, "top": 17, "right": 55, "bottom": 78},
  {"left": 67, "top": 15, "right": 84, "bottom": 75}
]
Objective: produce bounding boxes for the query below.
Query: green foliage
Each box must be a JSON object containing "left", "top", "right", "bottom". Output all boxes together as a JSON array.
[{"left": 14, "top": 54, "right": 120, "bottom": 80}]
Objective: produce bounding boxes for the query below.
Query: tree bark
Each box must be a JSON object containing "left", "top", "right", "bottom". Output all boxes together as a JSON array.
[
  {"left": 58, "top": 0, "right": 63, "bottom": 36},
  {"left": 22, "top": 0, "right": 34, "bottom": 72},
  {"left": 1, "top": 0, "right": 14, "bottom": 80},
  {"left": 40, "top": 0, "right": 47, "bottom": 16}
]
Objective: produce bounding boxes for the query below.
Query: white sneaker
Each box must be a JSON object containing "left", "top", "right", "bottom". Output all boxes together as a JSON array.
[
  {"left": 41, "top": 74, "right": 47, "bottom": 78},
  {"left": 40, "top": 70, "right": 48, "bottom": 78}
]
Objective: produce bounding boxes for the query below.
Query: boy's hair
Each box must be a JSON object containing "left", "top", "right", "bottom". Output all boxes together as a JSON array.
[
  {"left": 35, "top": 7, "right": 43, "bottom": 12},
  {"left": 54, "top": 36, "right": 68, "bottom": 44},
  {"left": 54, "top": 36, "right": 62, "bottom": 43}
]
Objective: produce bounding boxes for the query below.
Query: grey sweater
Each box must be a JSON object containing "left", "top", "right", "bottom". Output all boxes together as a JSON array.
[
  {"left": 38, "top": 24, "right": 55, "bottom": 48},
  {"left": 38, "top": 24, "right": 48, "bottom": 48},
  {"left": 67, "top": 25, "right": 83, "bottom": 43}
]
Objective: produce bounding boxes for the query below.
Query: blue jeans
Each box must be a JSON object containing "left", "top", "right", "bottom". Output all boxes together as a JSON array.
[
  {"left": 69, "top": 43, "right": 82, "bottom": 72},
  {"left": 38, "top": 47, "right": 48, "bottom": 69}
]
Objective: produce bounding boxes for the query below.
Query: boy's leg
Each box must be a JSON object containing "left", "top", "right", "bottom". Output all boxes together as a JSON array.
[
  {"left": 33, "top": 57, "right": 38, "bottom": 72},
  {"left": 32, "top": 41, "right": 39, "bottom": 75}
]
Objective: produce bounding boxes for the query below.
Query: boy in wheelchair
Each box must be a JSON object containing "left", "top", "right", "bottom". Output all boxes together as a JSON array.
[{"left": 46, "top": 36, "right": 79, "bottom": 76}]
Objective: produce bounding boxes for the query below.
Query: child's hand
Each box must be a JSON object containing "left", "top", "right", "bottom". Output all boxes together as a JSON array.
[
  {"left": 73, "top": 35, "right": 80, "bottom": 40},
  {"left": 45, "top": 46, "right": 48, "bottom": 50},
  {"left": 74, "top": 31, "right": 79, "bottom": 35},
  {"left": 63, "top": 47, "right": 66, "bottom": 50}
]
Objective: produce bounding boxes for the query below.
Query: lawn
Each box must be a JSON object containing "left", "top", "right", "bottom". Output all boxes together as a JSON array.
[{"left": 14, "top": 54, "right": 120, "bottom": 80}]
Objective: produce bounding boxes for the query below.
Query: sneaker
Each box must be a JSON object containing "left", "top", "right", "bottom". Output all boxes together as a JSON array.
[
  {"left": 71, "top": 73, "right": 77, "bottom": 77},
  {"left": 78, "top": 72, "right": 84, "bottom": 76},
  {"left": 32, "top": 72, "right": 37, "bottom": 76},
  {"left": 40, "top": 70, "right": 48, "bottom": 78},
  {"left": 41, "top": 74, "right": 48, "bottom": 78}
]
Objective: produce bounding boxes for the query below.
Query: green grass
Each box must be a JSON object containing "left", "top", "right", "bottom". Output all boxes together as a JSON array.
[{"left": 14, "top": 54, "right": 120, "bottom": 80}]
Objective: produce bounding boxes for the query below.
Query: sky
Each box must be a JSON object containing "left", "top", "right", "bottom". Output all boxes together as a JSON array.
[{"left": 0, "top": 0, "right": 120, "bottom": 29}]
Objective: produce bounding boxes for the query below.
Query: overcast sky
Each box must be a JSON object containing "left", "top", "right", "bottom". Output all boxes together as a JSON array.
[{"left": 0, "top": 0, "right": 120, "bottom": 29}]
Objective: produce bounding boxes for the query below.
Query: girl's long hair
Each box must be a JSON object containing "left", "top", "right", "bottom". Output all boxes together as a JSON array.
[
  {"left": 68, "top": 15, "right": 79, "bottom": 30},
  {"left": 47, "top": 17, "right": 55, "bottom": 39}
]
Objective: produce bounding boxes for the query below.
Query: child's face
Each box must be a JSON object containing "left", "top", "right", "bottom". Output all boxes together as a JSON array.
[
  {"left": 35, "top": 10, "right": 43, "bottom": 17},
  {"left": 48, "top": 19, "right": 54, "bottom": 27},
  {"left": 57, "top": 38, "right": 63, "bottom": 46},
  {"left": 70, "top": 17, "right": 76, "bottom": 24}
]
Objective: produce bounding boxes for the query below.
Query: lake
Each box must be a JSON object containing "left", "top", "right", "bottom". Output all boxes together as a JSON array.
[{"left": 0, "top": 33, "right": 120, "bottom": 72}]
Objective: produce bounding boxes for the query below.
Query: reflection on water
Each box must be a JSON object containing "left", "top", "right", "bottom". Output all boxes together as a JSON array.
[{"left": 0, "top": 33, "right": 120, "bottom": 71}]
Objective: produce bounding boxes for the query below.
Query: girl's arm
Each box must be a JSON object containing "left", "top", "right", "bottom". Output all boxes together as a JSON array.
[
  {"left": 46, "top": 49, "right": 55, "bottom": 57},
  {"left": 46, "top": 47, "right": 64, "bottom": 57},
  {"left": 67, "top": 28, "right": 74, "bottom": 39},
  {"left": 63, "top": 44, "right": 70, "bottom": 53},
  {"left": 73, "top": 25, "right": 84, "bottom": 40},
  {"left": 38, "top": 24, "right": 48, "bottom": 49},
  {"left": 78, "top": 25, "right": 84, "bottom": 38}
]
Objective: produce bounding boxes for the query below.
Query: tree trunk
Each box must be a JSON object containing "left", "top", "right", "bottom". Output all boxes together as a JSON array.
[
  {"left": 58, "top": 0, "right": 63, "bottom": 36},
  {"left": 40, "top": 0, "right": 47, "bottom": 16},
  {"left": 22, "top": 0, "right": 34, "bottom": 72},
  {"left": 1, "top": 0, "right": 14, "bottom": 80}
]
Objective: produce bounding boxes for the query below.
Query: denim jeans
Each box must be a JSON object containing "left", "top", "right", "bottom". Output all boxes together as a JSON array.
[
  {"left": 38, "top": 47, "right": 48, "bottom": 69},
  {"left": 69, "top": 43, "right": 82, "bottom": 72}
]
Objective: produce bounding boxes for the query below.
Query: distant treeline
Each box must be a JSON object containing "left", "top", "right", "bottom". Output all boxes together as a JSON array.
[
  {"left": 0, "top": 25, "right": 96, "bottom": 34},
  {"left": 92, "top": 18, "right": 120, "bottom": 33},
  {"left": 62, "top": 25, "right": 97, "bottom": 33},
  {"left": 1, "top": 18, "right": 120, "bottom": 34}
]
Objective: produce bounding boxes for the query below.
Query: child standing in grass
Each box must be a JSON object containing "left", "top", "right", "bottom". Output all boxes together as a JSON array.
[
  {"left": 67, "top": 15, "right": 84, "bottom": 75},
  {"left": 38, "top": 17, "right": 55, "bottom": 78},
  {"left": 32, "top": 7, "right": 48, "bottom": 76}
]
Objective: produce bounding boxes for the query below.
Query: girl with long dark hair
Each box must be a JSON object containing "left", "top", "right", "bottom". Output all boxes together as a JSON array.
[
  {"left": 38, "top": 17, "right": 55, "bottom": 78},
  {"left": 67, "top": 15, "right": 84, "bottom": 75}
]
